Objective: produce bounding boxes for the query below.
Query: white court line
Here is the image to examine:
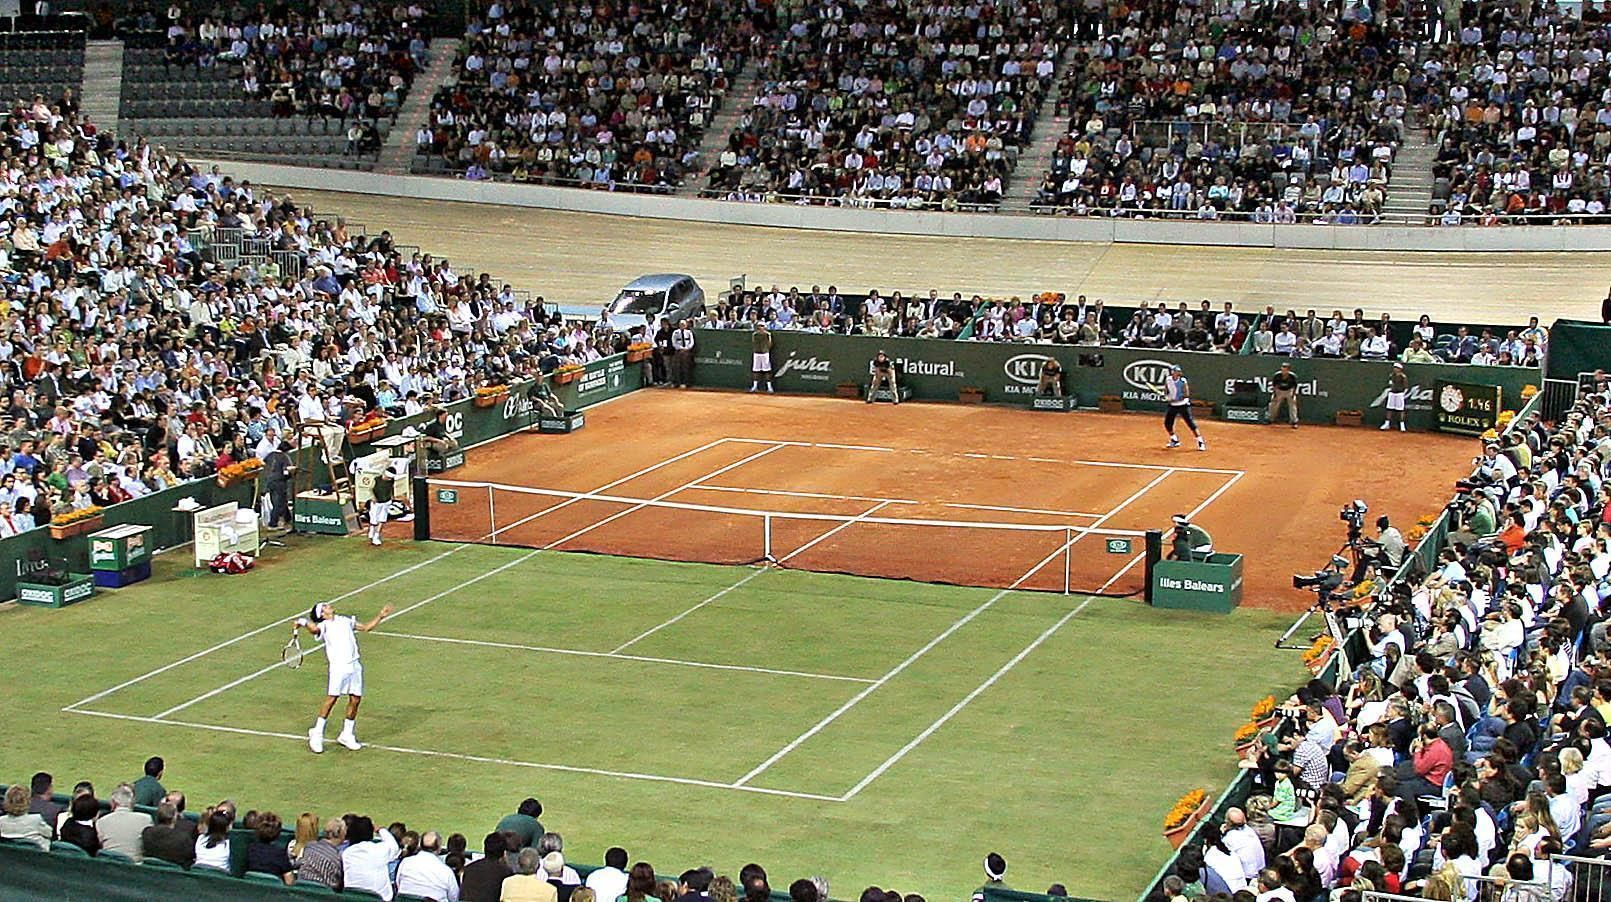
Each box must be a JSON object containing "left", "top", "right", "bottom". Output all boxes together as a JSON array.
[
  {"left": 61, "top": 544, "right": 471, "bottom": 713},
  {"left": 150, "top": 548, "right": 545, "bottom": 720},
  {"left": 483, "top": 437, "right": 735, "bottom": 541},
  {"left": 65, "top": 708, "right": 845, "bottom": 803},
  {"left": 732, "top": 461, "right": 1172, "bottom": 788},
  {"left": 840, "top": 594, "right": 1098, "bottom": 800},
  {"left": 542, "top": 444, "right": 787, "bottom": 550},
  {"left": 374, "top": 630, "right": 875, "bottom": 683},
  {"left": 1096, "top": 469, "right": 1246, "bottom": 595},
  {"left": 777, "top": 500, "right": 898, "bottom": 564},
  {"left": 689, "top": 484, "right": 917, "bottom": 506},
  {"left": 944, "top": 502, "right": 1105, "bottom": 519},
  {"left": 723, "top": 437, "right": 1243, "bottom": 476},
  {"left": 611, "top": 568, "right": 768, "bottom": 655}
]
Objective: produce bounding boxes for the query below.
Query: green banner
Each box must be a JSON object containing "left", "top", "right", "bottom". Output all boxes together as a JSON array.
[
  {"left": 1432, "top": 379, "right": 1503, "bottom": 436},
  {"left": 1152, "top": 554, "right": 1244, "bottom": 613},
  {"left": 692, "top": 330, "right": 1536, "bottom": 429}
]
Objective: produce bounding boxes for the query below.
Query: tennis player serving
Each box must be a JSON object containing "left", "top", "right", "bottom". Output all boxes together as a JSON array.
[
  {"left": 1158, "top": 363, "right": 1207, "bottom": 451},
  {"left": 292, "top": 601, "right": 394, "bottom": 753}
]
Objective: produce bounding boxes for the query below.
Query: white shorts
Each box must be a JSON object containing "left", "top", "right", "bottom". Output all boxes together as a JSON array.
[
  {"left": 328, "top": 663, "right": 364, "bottom": 697},
  {"left": 1385, "top": 391, "right": 1407, "bottom": 412},
  {"left": 369, "top": 500, "right": 389, "bottom": 524},
  {"left": 752, "top": 352, "right": 772, "bottom": 371}
]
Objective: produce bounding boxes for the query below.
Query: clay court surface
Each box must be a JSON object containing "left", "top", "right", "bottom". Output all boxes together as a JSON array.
[{"left": 426, "top": 390, "right": 1474, "bottom": 611}]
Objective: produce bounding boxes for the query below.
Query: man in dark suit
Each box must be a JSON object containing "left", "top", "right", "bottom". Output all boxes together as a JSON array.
[
  {"left": 263, "top": 440, "right": 295, "bottom": 528},
  {"left": 141, "top": 802, "right": 196, "bottom": 867},
  {"left": 460, "top": 832, "right": 514, "bottom": 902},
  {"left": 26, "top": 773, "right": 61, "bottom": 837}
]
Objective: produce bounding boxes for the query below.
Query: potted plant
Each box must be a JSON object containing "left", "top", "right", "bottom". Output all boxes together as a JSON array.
[
  {"left": 346, "top": 413, "right": 388, "bottom": 445},
  {"left": 15, "top": 561, "right": 95, "bottom": 607},
  {"left": 1302, "top": 635, "right": 1335, "bottom": 675},
  {"left": 49, "top": 506, "right": 104, "bottom": 540},
  {"left": 1232, "top": 721, "right": 1261, "bottom": 754},
  {"left": 473, "top": 384, "right": 510, "bottom": 408},
  {"left": 1162, "top": 788, "right": 1210, "bottom": 849},
  {"left": 1250, "top": 695, "right": 1278, "bottom": 730},
  {"left": 959, "top": 386, "right": 985, "bottom": 404},
  {"left": 625, "top": 341, "right": 654, "bottom": 363},
  {"left": 216, "top": 457, "right": 265, "bottom": 489},
  {"left": 1098, "top": 394, "right": 1125, "bottom": 414},
  {"left": 1334, "top": 409, "right": 1364, "bottom": 427},
  {"left": 552, "top": 363, "right": 585, "bottom": 385}
]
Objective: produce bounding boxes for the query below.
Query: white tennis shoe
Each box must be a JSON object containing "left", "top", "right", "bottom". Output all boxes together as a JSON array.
[
  {"left": 337, "top": 732, "right": 362, "bottom": 751},
  {"left": 308, "top": 728, "right": 324, "bottom": 754}
]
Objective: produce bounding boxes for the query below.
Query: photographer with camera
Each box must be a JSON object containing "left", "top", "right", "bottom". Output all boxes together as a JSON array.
[{"left": 1373, "top": 516, "right": 1405, "bottom": 572}]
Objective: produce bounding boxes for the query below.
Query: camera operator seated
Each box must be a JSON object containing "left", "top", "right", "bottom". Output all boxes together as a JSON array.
[
  {"left": 1473, "top": 442, "right": 1518, "bottom": 489},
  {"left": 1372, "top": 516, "right": 1405, "bottom": 571},
  {"left": 528, "top": 372, "right": 565, "bottom": 418},
  {"left": 866, "top": 350, "right": 900, "bottom": 404},
  {"left": 1170, "top": 514, "right": 1212, "bottom": 561},
  {"left": 1037, "top": 357, "right": 1064, "bottom": 397}
]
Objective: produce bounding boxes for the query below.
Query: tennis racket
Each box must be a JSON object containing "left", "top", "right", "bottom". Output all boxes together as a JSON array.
[{"left": 281, "top": 633, "right": 303, "bottom": 669}]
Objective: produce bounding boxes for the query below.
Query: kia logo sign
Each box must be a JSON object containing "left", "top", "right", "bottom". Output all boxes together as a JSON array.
[
  {"left": 1003, "top": 354, "right": 1051, "bottom": 385},
  {"left": 1123, "top": 359, "right": 1174, "bottom": 392}
]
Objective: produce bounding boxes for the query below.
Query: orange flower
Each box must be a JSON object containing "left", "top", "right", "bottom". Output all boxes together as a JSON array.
[
  {"left": 51, "top": 505, "right": 103, "bottom": 526},
  {"left": 1164, "top": 789, "right": 1209, "bottom": 830},
  {"left": 1301, "top": 635, "right": 1334, "bottom": 664},
  {"left": 1250, "top": 696, "right": 1276, "bottom": 720}
]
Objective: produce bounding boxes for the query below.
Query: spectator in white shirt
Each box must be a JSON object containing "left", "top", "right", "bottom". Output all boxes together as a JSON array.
[
  {"left": 585, "top": 847, "right": 630, "bottom": 902},
  {"left": 395, "top": 831, "right": 460, "bottom": 902},
  {"left": 340, "top": 816, "right": 399, "bottom": 901}
]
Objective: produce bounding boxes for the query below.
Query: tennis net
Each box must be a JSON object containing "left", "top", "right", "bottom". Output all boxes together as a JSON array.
[{"left": 420, "top": 478, "right": 1155, "bottom": 596}]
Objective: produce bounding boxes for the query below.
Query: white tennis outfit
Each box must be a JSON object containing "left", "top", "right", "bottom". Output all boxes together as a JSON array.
[{"left": 320, "top": 615, "right": 364, "bottom": 696}]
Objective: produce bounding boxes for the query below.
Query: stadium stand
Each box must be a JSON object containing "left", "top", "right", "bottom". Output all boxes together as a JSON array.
[
  {"left": 1421, "top": 2, "right": 1611, "bottom": 224},
  {"left": 0, "top": 86, "right": 612, "bottom": 537},
  {"left": 0, "top": 30, "right": 86, "bottom": 111},
  {"left": 1029, "top": 0, "right": 1401, "bottom": 221},
  {"left": 410, "top": 0, "right": 764, "bottom": 187},
  {"left": 702, "top": 0, "right": 1068, "bottom": 210},
  {"left": 702, "top": 287, "right": 1547, "bottom": 366},
  {"left": 115, "top": 2, "right": 433, "bottom": 171},
  {"left": 1147, "top": 381, "right": 1611, "bottom": 902}
]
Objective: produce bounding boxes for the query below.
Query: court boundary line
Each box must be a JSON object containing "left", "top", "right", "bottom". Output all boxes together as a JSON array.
[
  {"left": 373, "top": 630, "right": 876, "bottom": 683},
  {"left": 730, "top": 463, "right": 1170, "bottom": 789},
  {"left": 62, "top": 708, "right": 847, "bottom": 803},
  {"left": 611, "top": 567, "right": 768, "bottom": 654}
]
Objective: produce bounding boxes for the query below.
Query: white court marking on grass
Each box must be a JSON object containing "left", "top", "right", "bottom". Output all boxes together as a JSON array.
[
  {"left": 149, "top": 547, "right": 548, "bottom": 720},
  {"left": 373, "top": 630, "right": 876, "bottom": 683},
  {"left": 60, "top": 543, "right": 472, "bottom": 713},
  {"left": 610, "top": 567, "right": 769, "bottom": 655},
  {"left": 730, "top": 464, "right": 1171, "bottom": 789},
  {"left": 1095, "top": 470, "right": 1246, "bottom": 596},
  {"left": 64, "top": 708, "right": 847, "bottom": 803}
]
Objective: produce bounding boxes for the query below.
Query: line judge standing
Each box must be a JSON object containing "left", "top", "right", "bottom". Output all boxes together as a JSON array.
[
  {"left": 1381, "top": 362, "right": 1409, "bottom": 431},
  {"left": 1268, "top": 361, "right": 1299, "bottom": 428},
  {"left": 749, "top": 322, "right": 774, "bottom": 393},
  {"left": 669, "top": 320, "right": 696, "bottom": 388}
]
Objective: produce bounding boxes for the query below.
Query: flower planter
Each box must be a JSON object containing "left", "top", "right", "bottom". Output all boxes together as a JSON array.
[
  {"left": 626, "top": 349, "right": 652, "bottom": 363},
  {"left": 1306, "top": 649, "right": 1335, "bottom": 676},
  {"left": 472, "top": 391, "right": 508, "bottom": 409},
  {"left": 49, "top": 515, "right": 103, "bottom": 540},
  {"left": 15, "top": 573, "right": 96, "bottom": 607},
  {"left": 553, "top": 370, "right": 582, "bottom": 385},
  {"left": 347, "top": 425, "right": 383, "bottom": 445},
  {"left": 1162, "top": 798, "right": 1213, "bottom": 850},
  {"left": 835, "top": 381, "right": 861, "bottom": 399},
  {"left": 216, "top": 465, "right": 263, "bottom": 489},
  {"left": 959, "top": 387, "right": 985, "bottom": 404},
  {"left": 1098, "top": 395, "right": 1125, "bottom": 414},
  {"left": 1335, "top": 411, "right": 1364, "bottom": 427}
]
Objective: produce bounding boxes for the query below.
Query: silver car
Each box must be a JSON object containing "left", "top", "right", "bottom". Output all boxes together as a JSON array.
[{"left": 602, "top": 273, "right": 706, "bottom": 334}]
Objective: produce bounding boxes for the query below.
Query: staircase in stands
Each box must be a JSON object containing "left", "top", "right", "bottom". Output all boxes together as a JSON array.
[
  {"left": 1382, "top": 111, "right": 1437, "bottom": 224},
  {"left": 682, "top": 57, "right": 759, "bottom": 197},
  {"left": 83, "top": 39, "right": 123, "bottom": 136},
  {"left": 998, "top": 47, "right": 1075, "bottom": 214},
  {"left": 377, "top": 39, "right": 461, "bottom": 176}
]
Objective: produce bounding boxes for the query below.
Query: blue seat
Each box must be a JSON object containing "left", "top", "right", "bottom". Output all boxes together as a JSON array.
[{"left": 50, "top": 841, "right": 91, "bottom": 857}]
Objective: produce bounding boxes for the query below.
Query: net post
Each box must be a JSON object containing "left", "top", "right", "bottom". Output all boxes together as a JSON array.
[
  {"left": 412, "top": 476, "right": 430, "bottom": 541},
  {"left": 1063, "top": 527, "right": 1072, "bottom": 595},
  {"left": 764, "top": 513, "right": 775, "bottom": 564},
  {"left": 1144, "top": 529, "right": 1165, "bottom": 605},
  {"left": 487, "top": 483, "right": 497, "bottom": 544}
]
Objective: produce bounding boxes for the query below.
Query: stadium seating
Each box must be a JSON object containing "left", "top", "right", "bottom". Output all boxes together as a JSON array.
[
  {"left": 0, "top": 30, "right": 85, "bottom": 107},
  {"left": 411, "top": 0, "right": 760, "bottom": 188},
  {"left": 703, "top": 0, "right": 1065, "bottom": 210}
]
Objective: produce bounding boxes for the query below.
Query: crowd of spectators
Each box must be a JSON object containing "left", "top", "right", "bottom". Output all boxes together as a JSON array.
[
  {"left": 696, "top": 287, "right": 1544, "bottom": 368},
  {"left": 704, "top": 0, "right": 1068, "bottom": 210},
  {"left": 0, "top": 86, "right": 606, "bottom": 537},
  {"left": 1031, "top": 0, "right": 1401, "bottom": 221},
  {"left": 414, "top": 0, "right": 764, "bottom": 188},
  {"left": 0, "top": 757, "right": 1033, "bottom": 902},
  {"left": 1421, "top": 3, "right": 1611, "bottom": 225},
  {"left": 1150, "top": 380, "right": 1611, "bottom": 902},
  {"left": 127, "top": 1, "right": 431, "bottom": 126}
]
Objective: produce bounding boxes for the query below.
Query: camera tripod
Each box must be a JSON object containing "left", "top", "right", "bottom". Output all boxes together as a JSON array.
[{"left": 1274, "top": 534, "right": 1372, "bottom": 652}]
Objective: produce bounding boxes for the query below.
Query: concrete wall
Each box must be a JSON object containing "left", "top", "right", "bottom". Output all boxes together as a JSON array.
[{"left": 205, "top": 160, "right": 1611, "bottom": 252}]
